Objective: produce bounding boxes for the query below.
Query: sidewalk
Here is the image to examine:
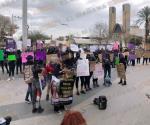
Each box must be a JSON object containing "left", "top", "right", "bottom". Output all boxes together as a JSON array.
[{"left": 1, "top": 64, "right": 150, "bottom": 125}]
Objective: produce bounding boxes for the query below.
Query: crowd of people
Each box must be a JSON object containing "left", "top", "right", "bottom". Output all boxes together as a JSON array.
[{"left": 1, "top": 42, "right": 150, "bottom": 115}]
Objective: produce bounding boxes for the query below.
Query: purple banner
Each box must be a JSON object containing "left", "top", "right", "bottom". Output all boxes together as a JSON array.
[
  {"left": 128, "top": 43, "right": 135, "bottom": 50},
  {"left": 35, "top": 50, "right": 46, "bottom": 61},
  {"left": 6, "top": 38, "right": 16, "bottom": 50},
  {"left": 129, "top": 54, "right": 136, "bottom": 60}
]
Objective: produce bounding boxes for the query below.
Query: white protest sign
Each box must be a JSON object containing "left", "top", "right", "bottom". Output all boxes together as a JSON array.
[
  {"left": 107, "top": 44, "right": 113, "bottom": 51},
  {"left": 27, "top": 39, "right": 31, "bottom": 47},
  {"left": 79, "top": 48, "right": 84, "bottom": 53},
  {"left": 77, "top": 59, "right": 89, "bottom": 76},
  {"left": 16, "top": 41, "right": 22, "bottom": 50},
  {"left": 99, "top": 45, "right": 105, "bottom": 50},
  {"left": 62, "top": 45, "right": 67, "bottom": 52},
  {"left": 90, "top": 45, "right": 98, "bottom": 52},
  {"left": 37, "top": 40, "right": 43, "bottom": 44},
  {"left": 45, "top": 40, "right": 51, "bottom": 44},
  {"left": 93, "top": 63, "right": 104, "bottom": 80},
  {"left": 70, "top": 44, "right": 79, "bottom": 52}
]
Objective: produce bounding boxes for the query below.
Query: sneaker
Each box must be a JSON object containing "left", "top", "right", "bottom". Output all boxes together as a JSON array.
[
  {"left": 38, "top": 107, "right": 44, "bottom": 113},
  {"left": 32, "top": 108, "right": 37, "bottom": 113},
  {"left": 103, "top": 83, "right": 106, "bottom": 86},
  {"left": 122, "top": 81, "right": 127, "bottom": 86},
  {"left": 57, "top": 111, "right": 62, "bottom": 115},
  {"left": 118, "top": 80, "right": 122, "bottom": 84},
  {"left": 25, "top": 99, "right": 31, "bottom": 104},
  {"left": 146, "top": 94, "right": 150, "bottom": 99},
  {"left": 88, "top": 88, "right": 92, "bottom": 91},
  {"left": 12, "top": 77, "right": 15, "bottom": 80},
  {"left": 81, "top": 90, "right": 86, "bottom": 94},
  {"left": 96, "top": 84, "right": 100, "bottom": 87},
  {"left": 7, "top": 78, "right": 11, "bottom": 81}
]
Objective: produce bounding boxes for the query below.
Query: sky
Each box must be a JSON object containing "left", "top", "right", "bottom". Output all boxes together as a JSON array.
[{"left": 0, "top": 0, "right": 149, "bottom": 39}]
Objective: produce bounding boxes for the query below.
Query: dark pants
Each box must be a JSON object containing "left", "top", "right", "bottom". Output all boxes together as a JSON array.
[
  {"left": 132, "top": 60, "right": 135, "bottom": 66},
  {"left": 93, "top": 78, "right": 98, "bottom": 86},
  {"left": 54, "top": 104, "right": 64, "bottom": 112},
  {"left": 16, "top": 62, "right": 22, "bottom": 74},
  {"left": 85, "top": 72, "right": 93, "bottom": 89},
  {"left": 143, "top": 58, "right": 148, "bottom": 65},
  {"left": 0, "top": 61, "right": 9, "bottom": 74},
  {"left": 75, "top": 77, "right": 79, "bottom": 90},
  {"left": 137, "top": 58, "right": 141, "bottom": 64},
  {"left": 25, "top": 83, "right": 32, "bottom": 101},
  {"left": 104, "top": 67, "right": 111, "bottom": 82},
  {"left": 111, "top": 61, "right": 115, "bottom": 68},
  {"left": 32, "top": 79, "right": 42, "bottom": 109},
  {"left": 8, "top": 63, "right": 15, "bottom": 77},
  {"left": 80, "top": 76, "right": 86, "bottom": 90},
  {"left": 125, "top": 56, "right": 128, "bottom": 65}
]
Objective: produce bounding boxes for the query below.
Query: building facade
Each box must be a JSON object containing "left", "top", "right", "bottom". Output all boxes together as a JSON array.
[
  {"left": 109, "top": 7, "right": 116, "bottom": 38},
  {"left": 122, "top": 4, "right": 131, "bottom": 34}
]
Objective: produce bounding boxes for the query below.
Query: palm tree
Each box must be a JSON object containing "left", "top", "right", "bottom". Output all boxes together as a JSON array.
[{"left": 136, "top": 6, "right": 150, "bottom": 45}]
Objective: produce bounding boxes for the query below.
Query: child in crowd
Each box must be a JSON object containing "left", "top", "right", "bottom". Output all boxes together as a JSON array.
[{"left": 93, "top": 61, "right": 99, "bottom": 88}]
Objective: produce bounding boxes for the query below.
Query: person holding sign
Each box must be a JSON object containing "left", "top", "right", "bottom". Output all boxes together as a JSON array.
[
  {"left": 102, "top": 51, "right": 112, "bottom": 86},
  {"left": 59, "top": 66, "right": 74, "bottom": 110},
  {"left": 77, "top": 58, "right": 89, "bottom": 94},
  {"left": 7, "top": 50, "right": 16, "bottom": 81},
  {"left": 0, "top": 49, "right": 5, "bottom": 74},
  {"left": 118, "top": 51, "right": 127, "bottom": 85}
]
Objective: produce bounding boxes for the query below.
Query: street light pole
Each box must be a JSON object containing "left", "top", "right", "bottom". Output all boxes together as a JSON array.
[{"left": 22, "top": 0, "right": 28, "bottom": 49}]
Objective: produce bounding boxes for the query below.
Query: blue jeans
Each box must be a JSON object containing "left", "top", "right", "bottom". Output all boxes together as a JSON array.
[{"left": 104, "top": 67, "right": 111, "bottom": 82}]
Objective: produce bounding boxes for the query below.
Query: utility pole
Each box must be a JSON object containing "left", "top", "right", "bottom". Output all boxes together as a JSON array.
[
  {"left": 11, "top": 14, "right": 14, "bottom": 37},
  {"left": 22, "top": 0, "right": 28, "bottom": 49}
]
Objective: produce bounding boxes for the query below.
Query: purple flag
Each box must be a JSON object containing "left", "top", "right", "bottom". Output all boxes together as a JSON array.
[
  {"left": 5, "top": 38, "right": 16, "bottom": 50},
  {"left": 35, "top": 50, "right": 46, "bottom": 61},
  {"left": 128, "top": 43, "right": 135, "bottom": 50},
  {"left": 129, "top": 54, "right": 136, "bottom": 60}
]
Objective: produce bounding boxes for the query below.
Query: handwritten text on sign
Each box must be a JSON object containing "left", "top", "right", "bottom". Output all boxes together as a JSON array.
[{"left": 77, "top": 59, "right": 89, "bottom": 76}]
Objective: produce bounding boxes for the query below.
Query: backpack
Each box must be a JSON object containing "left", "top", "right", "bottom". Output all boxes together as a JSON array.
[{"left": 93, "top": 96, "right": 107, "bottom": 110}]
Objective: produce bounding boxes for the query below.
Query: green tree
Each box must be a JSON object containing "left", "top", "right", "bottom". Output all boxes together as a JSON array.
[
  {"left": 136, "top": 6, "right": 150, "bottom": 44},
  {"left": 129, "top": 35, "right": 143, "bottom": 46},
  {"left": 0, "top": 14, "right": 17, "bottom": 42},
  {"left": 22, "top": 31, "right": 50, "bottom": 44}
]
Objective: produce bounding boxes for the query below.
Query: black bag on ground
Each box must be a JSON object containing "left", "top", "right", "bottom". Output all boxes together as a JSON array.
[{"left": 93, "top": 96, "right": 107, "bottom": 110}]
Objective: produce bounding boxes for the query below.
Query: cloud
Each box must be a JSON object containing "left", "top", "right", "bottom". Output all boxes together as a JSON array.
[{"left": 0, "top": 0, "right": 148, "bottom": 38}]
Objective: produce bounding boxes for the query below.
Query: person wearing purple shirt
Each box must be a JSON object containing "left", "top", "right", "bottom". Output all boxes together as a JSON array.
[
  {"left": 35, "top": 49, "right": 46, "bottom": 66},
  {"left": 129, "top": 51, "right": 136, "bottom": 66}
]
